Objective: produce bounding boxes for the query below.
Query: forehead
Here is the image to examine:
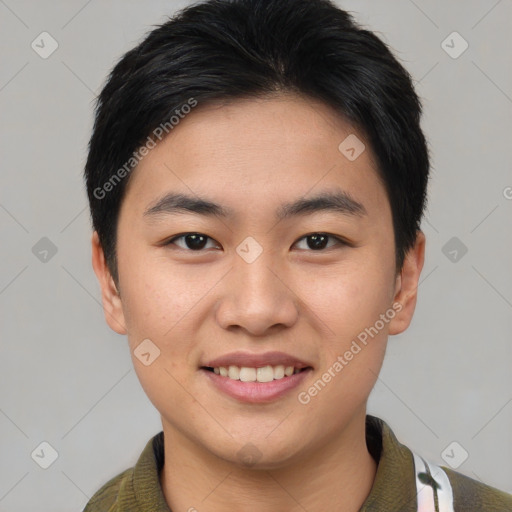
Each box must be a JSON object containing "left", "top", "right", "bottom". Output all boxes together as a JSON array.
[{"left": 120, "top": 93, "right": 389, "bottom": 223}]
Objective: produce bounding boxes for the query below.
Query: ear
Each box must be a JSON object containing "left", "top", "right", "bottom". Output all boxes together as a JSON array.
[
  {"left": 388, "top": 230, "right": 426, "bottom": 335},
  {"left": 91, "top": 231, "right": 127, "bottom": 335}
]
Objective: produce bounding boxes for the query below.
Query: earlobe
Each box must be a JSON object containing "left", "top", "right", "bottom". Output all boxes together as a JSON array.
[
  {"left": 388, "top": 231, "right": 426, "bottom": 336},
  {"left": 91, "top": 231, "right": 127, "bottom": 335}
]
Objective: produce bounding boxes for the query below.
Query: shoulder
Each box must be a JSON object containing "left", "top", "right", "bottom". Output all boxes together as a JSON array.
[
  {"left": 81, "top": 432, "right": 165, "bottom": 512},
  {"left": 367, "top": 415, "right": 512, "bottom": 512},
  {"left": 442, "top": 465, "right": 512, "bottom": 511},
  {"left": 82, "top": 467, "right": 134, "bottom": 512},
  {"left": 411, "top": 449, "right": 512, "bottom": 511}
]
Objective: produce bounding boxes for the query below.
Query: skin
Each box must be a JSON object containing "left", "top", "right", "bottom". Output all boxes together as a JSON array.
[{"left": 92, "top": 92, "right": 425, "bottom": 512}]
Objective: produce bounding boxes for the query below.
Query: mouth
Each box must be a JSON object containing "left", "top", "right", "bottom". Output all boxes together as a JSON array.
[
  {"left": 201, "top": 364, "right": 311, "bottom": 382},
  {"left": 199, "top": 352, "right": 314, "bottom": 403}
]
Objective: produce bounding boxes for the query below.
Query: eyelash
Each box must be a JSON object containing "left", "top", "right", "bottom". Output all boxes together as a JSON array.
[{"left": 163, "top": 232, "right": 349, "bottom": 252}]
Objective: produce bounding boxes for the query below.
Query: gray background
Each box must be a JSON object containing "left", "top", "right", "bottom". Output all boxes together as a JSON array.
[{"left": 0, "top": 0, "right": 511, "bottom": 510}]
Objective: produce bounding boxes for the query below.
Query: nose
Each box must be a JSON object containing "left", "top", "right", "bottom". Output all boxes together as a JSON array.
[{"left": 215, "top": 250, "right": 299, "bottom": 336}]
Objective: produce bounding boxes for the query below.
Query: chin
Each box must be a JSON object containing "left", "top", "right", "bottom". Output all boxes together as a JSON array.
[{"left": 227, "top": 435, "right": 305, "bottom": 470}]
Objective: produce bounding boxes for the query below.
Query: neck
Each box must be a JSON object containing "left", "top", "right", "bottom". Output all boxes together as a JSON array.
[{"left": 160, "top": 411, "right": 377, "bottom": 512}]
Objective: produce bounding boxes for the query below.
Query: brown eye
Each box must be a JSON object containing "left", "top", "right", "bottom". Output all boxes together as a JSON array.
[
  {"left": 294, "top": 233, "right": 345, "bottom": 251},
  {"left": 166, "top": 233, "right": 219, "bottom": 250}
]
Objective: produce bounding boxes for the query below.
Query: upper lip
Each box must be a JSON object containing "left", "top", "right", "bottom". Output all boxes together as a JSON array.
[{"left": 202, "top": 351, "right": 312, "bottom": 370}]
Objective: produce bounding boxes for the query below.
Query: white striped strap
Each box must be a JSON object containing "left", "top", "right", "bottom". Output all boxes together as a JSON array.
[{"left": 412, "top": 452, "right": 455, "bottom": 512}]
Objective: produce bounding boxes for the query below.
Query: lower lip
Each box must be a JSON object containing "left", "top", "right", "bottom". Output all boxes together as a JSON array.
[{"left": 200, "top": 368, "right": 312, "bottom": 403}]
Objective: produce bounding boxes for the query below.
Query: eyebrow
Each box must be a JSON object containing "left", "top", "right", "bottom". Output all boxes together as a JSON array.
[{"left": 143, "top": 189, "right": 367, "bottom": 221}]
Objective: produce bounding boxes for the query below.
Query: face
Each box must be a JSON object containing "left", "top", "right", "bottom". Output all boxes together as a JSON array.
[{"left": 93, "top": 93, "right": 425, "bottom": 468}]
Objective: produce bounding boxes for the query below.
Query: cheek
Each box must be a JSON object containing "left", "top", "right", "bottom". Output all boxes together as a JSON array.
[
  {"left": 118, "top": 249, "right": 223, "bottom": 364},
  {"left": 119, "top": 259, "right": 202, "bottom": 411},
  {"left": 307, "top": 259, "right": 393, "bottom": 331},
  {"left": 117, "top": 247, "right": 186, "bottom": 335},
  {"left": 299, "top": 274, "right": 390, "bottom": 424},
  {"left": 302, "top": 253, "right": 395, "bottom": 373}
]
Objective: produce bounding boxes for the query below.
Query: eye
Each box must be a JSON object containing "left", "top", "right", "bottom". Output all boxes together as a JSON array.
[
  {"left": 293, "top": 233, "right": 346, "bottom": 251},
  {"left": 165, "top": 233, "right": 220, "bottom": 251},
  {"left": 164, "top": 232, "right": 348, "bottom": 252}
]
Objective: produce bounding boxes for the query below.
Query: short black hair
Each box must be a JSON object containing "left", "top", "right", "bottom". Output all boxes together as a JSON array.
[{"left": 84, "top": 0, "right": 430, "bottom": 285}]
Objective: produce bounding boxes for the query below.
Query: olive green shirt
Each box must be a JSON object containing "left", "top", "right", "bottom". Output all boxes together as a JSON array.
[{"left": 83, "top": 415, "right": 512, "bottom": 511}]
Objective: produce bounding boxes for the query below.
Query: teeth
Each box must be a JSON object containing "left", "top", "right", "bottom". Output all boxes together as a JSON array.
[
  {"left": 228, "top": 365, "right": 240, "bottom": 380},
  {"left": 274, "top": 365, "right": 285, "bottom": 379},
  {"left": 211, "top": 364, "right": 305, "bottom": 382},
  {"left": 256, "top": 365, "right": 274, "bottom": 383},
  {"left": 239, "top": 367, "right": 256, "bottom": 382}
]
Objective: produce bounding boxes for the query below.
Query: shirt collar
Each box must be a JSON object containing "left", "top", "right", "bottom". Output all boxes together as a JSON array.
[
  {"left": 129, "top": 414, "right": 418, "bottom": 511},
  {"left": 360, "top": 415, "right": 418, "bottom": 511},
  {"left": 131, "top": 430, "right": 171, "bottom": 511}
]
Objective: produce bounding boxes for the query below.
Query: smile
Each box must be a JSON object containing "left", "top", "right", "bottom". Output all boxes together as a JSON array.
[{"left": 203, "top": 364, "right": 308, "bottom": 382}]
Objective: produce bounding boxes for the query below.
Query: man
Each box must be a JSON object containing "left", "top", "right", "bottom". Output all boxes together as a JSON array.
[{"left": 83, "top": 0, "right": 512, "bottom": 510}]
